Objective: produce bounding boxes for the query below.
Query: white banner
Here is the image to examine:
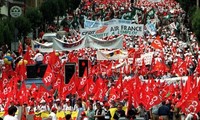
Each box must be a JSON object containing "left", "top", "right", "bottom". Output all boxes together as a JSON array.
[
  {"left": 80, "top": 24, "right": 144, "bottom": 38},
  {"left": 53, "top": 36, "right": 86, "bottom": 51},
  {"left": 84, "top": 18, "right": 132, "bottom": 28},
  {"left": 87, "top": 35, "right": 123, "bottom": 49},
  {"left": 31, "top": 40, "right": 53, "bottom": 53},
  {"left": 53, "top": 35, "right": 123, "bottom": 51},
  {"left": 135, "top": 52, "right": 154, "bottom": 66},
  {"left": 97, "top": 49, "right": 128, "bottom": 60}
]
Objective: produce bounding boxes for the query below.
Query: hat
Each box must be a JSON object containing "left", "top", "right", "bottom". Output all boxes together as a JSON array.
[{"left": 56, "top": 99, "right": 60, "bottom": 102}]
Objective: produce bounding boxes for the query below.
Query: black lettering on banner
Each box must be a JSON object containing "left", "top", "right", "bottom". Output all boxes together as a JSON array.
[{"left": 82, "top": 31, "right": 95, "bottom": 35}]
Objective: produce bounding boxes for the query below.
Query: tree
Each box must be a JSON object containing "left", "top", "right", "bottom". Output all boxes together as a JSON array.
[
  {"left": 0, "top": 19, "right": 15, "bottom": 47},
  {"left": 39, "top": 0, "right": 80, "bottom": 29},
  {"left": 25, "top": 7, "right": 42, "bottom": 29},
  {"left": 176, "top": 0, "right": 196, "bottom": 12},
  {"left": 13, "top": 16, "right": 31, "bottom": 39},
  {"left": 25, "top": 7, "right": 42, "bottom": 39},
  {"left": 192, "top": 9, "right": 200, "bottom": 40},
  {"left": 40, "top": 0, "right": 67, "bottom": 25},
  {"left": 0, "top": 0, "right": 5, "bottom": 7},
  {"left": 68, "top": 0, "right": 81, "bottom": 11}
]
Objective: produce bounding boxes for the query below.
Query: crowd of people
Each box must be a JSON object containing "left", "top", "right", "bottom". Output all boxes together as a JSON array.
[{"left": 1, "top": 0, "right": 200, "bottom": 120}]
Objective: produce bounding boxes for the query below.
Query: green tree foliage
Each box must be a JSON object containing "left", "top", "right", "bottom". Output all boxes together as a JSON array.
[
  {"left": 176, "top": 0, "right": 196, "bottom": 12},
  {"left": 192, "top": 9, "right": 200, "bottom": 40},
  {"left": 25, "top": 7, "right": 42, "bottom": 29},
  {"left": 39, "top": 0, "right": 80, "bottom": 25},
  {"left": 68, "top": 0, "right": 81, "bottom": 11},
  {"left": 40, "top": 0, "right": 68, "bottom": 24},
  {"left": 0, "top": 19, "right": 15, "bottom": 46},
  {"left": 40, "top": 0, "right": 57, "bottom": 24},
  {"left": 0, "top": 0, "right": 5, "bottom": 7},
  {"left": 13, "top": 16, "right": 31, "bottom": 39}
]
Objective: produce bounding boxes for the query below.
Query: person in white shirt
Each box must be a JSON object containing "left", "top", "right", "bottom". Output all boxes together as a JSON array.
[
  {"left": 32, "top": 50, "right": 44, "bottom": 77},
  {"left": 64, "top": 98, "right": 73, "bottom": 112},
  {"left": 33, "top": 50, "right": 44, "bottom": 64},
  {"left": 52, "top": 99, "right": 62, "bottom": 112},
  {"left": 48, "top": 107, "right": 57, "bottom": 120},
  {"left": 36, "top": 99, "right": 50, "bottom": 113},
  {"left": 3, "top": 106, "right": 18, "bottom": 120}
]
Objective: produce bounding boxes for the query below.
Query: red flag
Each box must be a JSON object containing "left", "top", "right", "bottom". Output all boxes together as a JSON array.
[
  {"left": 151, "top": 36, "right": 163, "bottom": 50},
  {"left": 147, "top": 81, "right": 161, "bottom": 109},
  {"left": 42, "top": 65, "right": 55, "bottom": 86},
  {"left": 37, "top": 86, "right": 51, "bottom": 102},
  {"left": 86, "top": 77, "right": 96, "bottom": 95},
  {"left": 43, "top": 53, "right": 50, "bottom": 64},
  {"left": 24, "top": 46, "right": 34, "bottom": 64},
  {"left": 139, "top": 59, "right": 148, "bottom": 75},
  {"left": 18, "top": 82, "right": 28, "bottom": 105},
  {"left": 115, "top": 74, "right": 123, "bottom": 97},
  {"left": 0, "top": 92, "right": 5, "bottom": 104},
  {"left": 18, "top": 41, "right": 23, "bottom": 55},
  {"left": 93, "top": 88, "right": 105, "bottom": 102},
  {"left": 184, "top": 76, "right": 193, "bottom": 94},
  {"left": 96, "top": 77, "right": 106, "bottom": 89},
  {"left": 63, "top": 73, "right": 77, "bottom": 96},
  {"left": 53, "top": 73, "right": 63, "bottom": 90},
  {"left": 175, "top": 61, "right": 187, "bottom": 76},
  {"left": 48, "top": 51, "right": 56, "bottom": 64},
  {"left": 151, "top": 61, "right": 169, "bottom": 74},
  {"left": 1, "top": 71, "right": 9, "bottom": 87},
  {"left": 3, "top": 82, "right": 13, "bottom": 97},
  {"left": 180, "top": 87, "right": 200, "bottom": 114},
  {"left": 194, "top": 59, "right": 200, "bottom": 74},
  {"left": 108, "top": 87, "right": 119, "bottom": 102},
  {"left": 78, "top": 68, "right": 88, "bottom": 90}
]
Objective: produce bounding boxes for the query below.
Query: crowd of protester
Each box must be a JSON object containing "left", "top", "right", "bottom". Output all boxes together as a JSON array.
[{"left": 1, "top": 0, "right": 200, "bottom": 120}]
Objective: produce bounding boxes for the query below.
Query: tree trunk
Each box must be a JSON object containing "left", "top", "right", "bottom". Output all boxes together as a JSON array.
[{"left": 197, "top": 0, "right": 199, "bottom": 9}]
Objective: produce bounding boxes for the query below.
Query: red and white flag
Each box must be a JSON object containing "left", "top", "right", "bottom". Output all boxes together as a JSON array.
[
  {"left": 42, "top": 65, "right": 55, "bottom": 86},
  {"left": 151, "top": 36, "right": 163, "bottom": 50}
]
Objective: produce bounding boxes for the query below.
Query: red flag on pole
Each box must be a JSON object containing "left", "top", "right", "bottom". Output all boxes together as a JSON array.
[{"left": 42, "top": 65, "right": 55, "bottom": 86}]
